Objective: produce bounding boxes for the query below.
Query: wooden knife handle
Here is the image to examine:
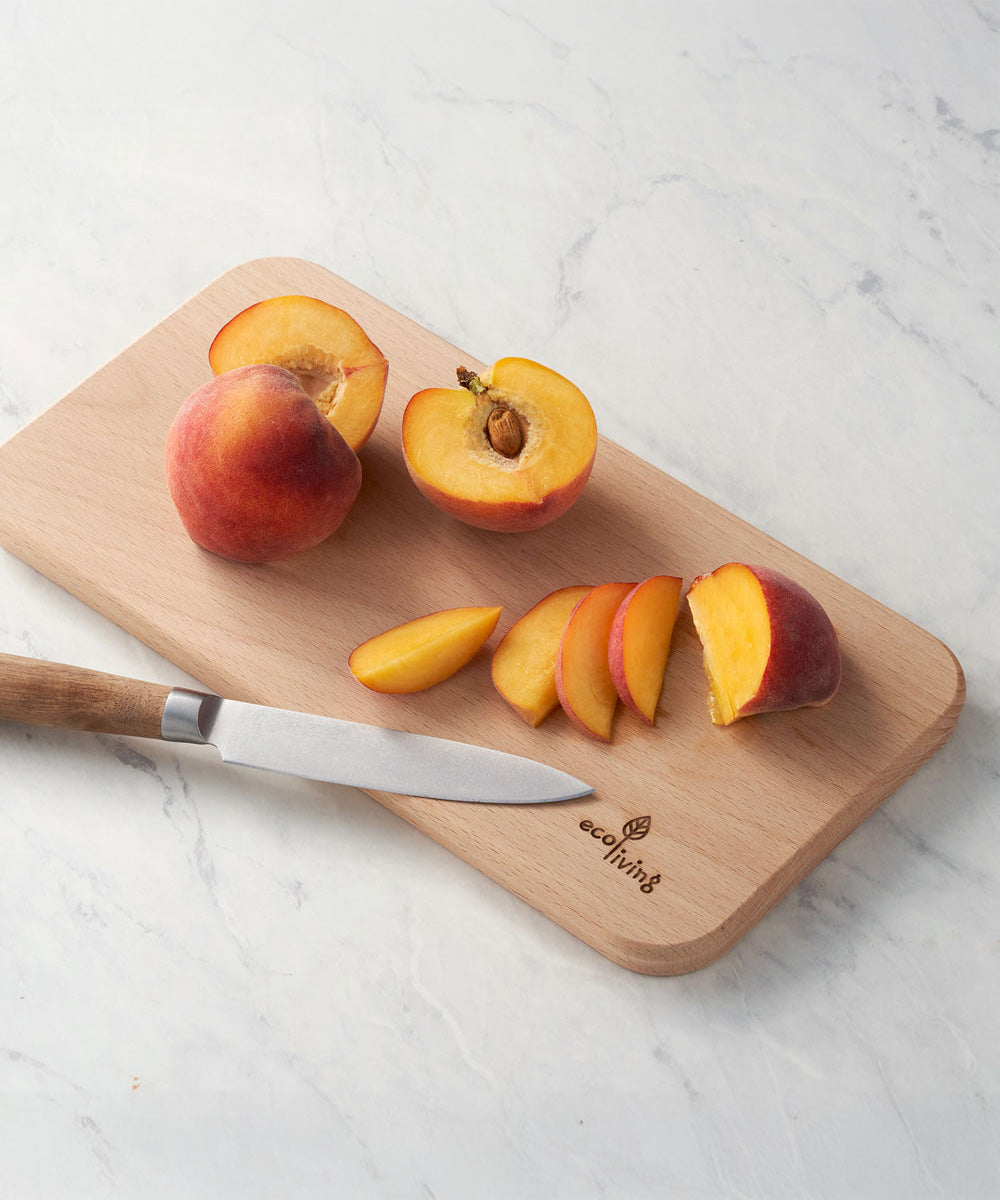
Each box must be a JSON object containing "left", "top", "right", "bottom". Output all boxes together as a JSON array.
[{"left": 0, "top": 653, "right": 172, "bottom": 740}]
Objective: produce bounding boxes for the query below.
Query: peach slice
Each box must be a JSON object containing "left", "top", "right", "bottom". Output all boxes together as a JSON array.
[
  {"left": 165, "top": 364, "right": 361, "bottom": 563},
  {"left": 401, "top": 357, "right": 598, "bottom": 532},
  {"left": 349, "top": 606, "right": 502, "bottom": 694},
  {"left": 555, "top": 582, "right": 636, "bottom": 741},
  {"left": 492, "top": 585, "right": 593, "bottom": 726},
  {"left": 209, "top": 295, "right": 388, "bottom": 452},
  {"left": 608, "top": 575, "right": 683, "bottom": 724},
  {"left": 686, "top": 563, "right": 841, "bottom": 725}
]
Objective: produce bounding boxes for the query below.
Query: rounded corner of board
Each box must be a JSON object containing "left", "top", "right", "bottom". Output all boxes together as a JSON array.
[
  {"left": 597, "top": 920, "right": 743, "bottom": 977},
  {"left": 943, "top": 643, "right": 966, "bottom": 710},
  {"left": 204, "top": 256, "right": 327, "bottom": 294},
  {"left": 926, "top": 635, "right": 967, "bottom": 740}
]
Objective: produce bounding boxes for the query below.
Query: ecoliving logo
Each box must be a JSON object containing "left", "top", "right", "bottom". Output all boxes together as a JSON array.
[{"left": 578, "top": 815, "right": 661, "bottom": 895}]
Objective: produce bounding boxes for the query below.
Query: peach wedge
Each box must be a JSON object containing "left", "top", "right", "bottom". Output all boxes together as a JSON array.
[
  {"left": 209, "top": 294, "right": 388, "bottom": 452},
  {"left": 608, "top": 575, "right": 683, "bottom": 724},
  {"left": 402, "top": 358, "right": 598, "bottom": 532},
  {"left": 492, "top": 585, "right": 593, "bottom": 726},
  {"left": 556, "top": 582, "right": 635, "bottom": 741},
  {"left": 349, "top": 606, "right": 502, "bottom": 694},
  {"left": 686, "top": 563, "right": 841, "bottom": 725}
]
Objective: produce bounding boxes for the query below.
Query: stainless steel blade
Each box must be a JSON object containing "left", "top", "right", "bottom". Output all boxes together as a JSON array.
[{"left": 162, "top": 690, "right": 591, "bottom": 804}]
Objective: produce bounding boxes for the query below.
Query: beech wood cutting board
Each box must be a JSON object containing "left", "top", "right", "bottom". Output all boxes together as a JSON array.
[{"left": 0, "top": 258, "right": 965, "bottom": 975}]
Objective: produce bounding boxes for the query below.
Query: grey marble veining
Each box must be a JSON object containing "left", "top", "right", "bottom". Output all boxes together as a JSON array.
[{"left": 1, "top": 2, "right": 998, "bottom": 1197}]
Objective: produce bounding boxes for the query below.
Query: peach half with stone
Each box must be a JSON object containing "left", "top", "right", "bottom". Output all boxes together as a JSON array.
[{"left": 401, "top": 357, "right": 598, "bottom": 532}]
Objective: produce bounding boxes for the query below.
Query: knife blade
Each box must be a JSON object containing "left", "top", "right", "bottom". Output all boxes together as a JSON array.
[{"left": 0, "top": 654, "right": 591, "bottom": 804}]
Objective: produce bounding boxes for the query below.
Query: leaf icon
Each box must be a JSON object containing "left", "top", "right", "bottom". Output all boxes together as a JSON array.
[{"left": 622, "top": 815, "right": 651, "bottom": 841}]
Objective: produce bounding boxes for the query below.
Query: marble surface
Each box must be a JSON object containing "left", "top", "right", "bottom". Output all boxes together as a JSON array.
[{"left": 1, "top": 2, "right": 998, "bottom": 1197}]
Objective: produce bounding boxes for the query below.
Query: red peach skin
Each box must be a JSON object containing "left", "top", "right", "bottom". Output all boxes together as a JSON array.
[{"left": 166, "top": 364, "right": 361, "bottom": 563}]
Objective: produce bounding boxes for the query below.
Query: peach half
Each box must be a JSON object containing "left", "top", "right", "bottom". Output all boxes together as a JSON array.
[
  {"left": 556, "top": 582, "right": 636, "bottom": 741},
  {"left": 165, "top": 364, "right": 361, "bottom": 563},
  {"left": 608, "top": 575, "right": 683, "bottom": 724},
  {"left": 349, "top": 606, "right": 502, "bottom": 694},
  {"left": 492, "top": 585, "right": 593, "bottom": 726},
  {"left": 686, "top": 563, "right": 841, "bottom": 725},
  {"left": 401, "top": 358, "right": 598, "bottom": 532},
  {"left": 209, "top": 295, "right": 388, "bottom": 452}
]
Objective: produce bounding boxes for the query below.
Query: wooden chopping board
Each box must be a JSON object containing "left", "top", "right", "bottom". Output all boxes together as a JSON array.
[{"left": 0, "top": 257, "right": 965, "bottom": 975}]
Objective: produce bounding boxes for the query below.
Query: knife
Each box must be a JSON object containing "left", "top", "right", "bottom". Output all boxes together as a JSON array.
[{"left": 0, "top": 654, "right": 592, "bottom": 804}]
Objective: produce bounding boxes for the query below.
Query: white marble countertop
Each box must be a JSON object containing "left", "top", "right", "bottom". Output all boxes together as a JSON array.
[{"left": 1, "top": 2, "right": 998, "bottom": 1197}]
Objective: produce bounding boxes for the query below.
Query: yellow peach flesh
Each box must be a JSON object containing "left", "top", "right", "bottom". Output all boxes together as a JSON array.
[
  {"left": 492, "top": 586, "right": 593, "bottom": 726},
  {"left": 209, "top": 296, "right": 387, "bottom": 452},
  {"left": 615, "top": 576, "right": 683, "bottom": 723},
  {"left": 402, "top": 358, "right": 597, "bottom": 528},
  {"left": 687, "top": 565, "right": 772, "bottom": 725},
  {"left": 349, "top": 606, "right": 502, "bottom": 694},
  {"left": 556, "top": 582, "right": 635, "bottom": 741}
]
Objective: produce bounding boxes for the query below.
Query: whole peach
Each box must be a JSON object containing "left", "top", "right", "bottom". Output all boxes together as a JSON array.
[{"left": 165, "top": 364, "right": 362, "bottom": 563}]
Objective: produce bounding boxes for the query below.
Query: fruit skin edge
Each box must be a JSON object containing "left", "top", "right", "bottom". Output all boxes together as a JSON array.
[
  {"left": 554, "top": 582, "right": 635, "bottom": 742},
  {"left": 402, "top": 453, "right": 595, "bottom": 533},
  {"left": 607, "top": 575, "right": 683, "bottom": 725},
  {"left": 744, "top": 565, "right": 841, "bottom": 715}
]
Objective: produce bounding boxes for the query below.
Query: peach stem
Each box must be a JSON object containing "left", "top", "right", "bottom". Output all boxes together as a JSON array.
[{"left": 456, "top": 366, "right": 488, "bottom": 395}]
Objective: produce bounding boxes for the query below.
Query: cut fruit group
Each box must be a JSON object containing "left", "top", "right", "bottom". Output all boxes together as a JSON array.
[
  {"left": 492, "top": 585, "right": 593, "bottom": 726},
  {"left": 401, "top": 357, "right": 598, "bottom": 532},
  {"left": 686, "top": 562, "right": 841, "bottom": 725},
  {"left": 209, "top": 295, "right": 388, "bottom": 452},
  {"left": 349, "top": 606, "right": 502, "bottom": 694},
  {"left": 555, "top": 582, "right": 636, "bottom": 741},
  {"left": 608, "top": 575, "right": 683, "bottom": 724}
]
